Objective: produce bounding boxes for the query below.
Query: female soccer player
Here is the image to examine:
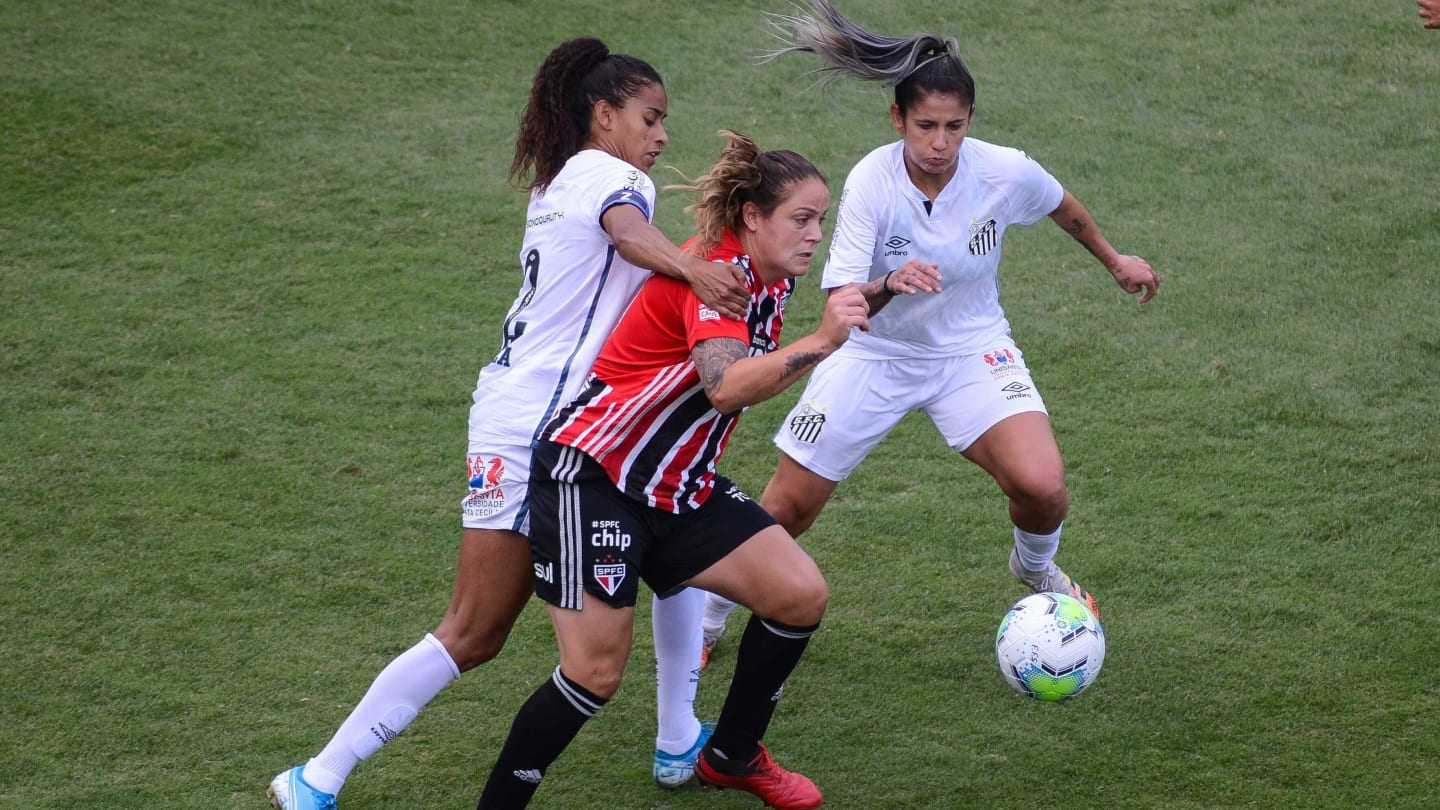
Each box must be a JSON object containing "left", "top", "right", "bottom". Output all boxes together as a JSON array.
[
  {"left": 267, "top": 37, "right": 750, "bottom": 810},
  {"left": 474, "top": 131, "right": 867, "bottom": 810},
  {"left": 701, "top": 0, "right": 1161, "bottom": 657}
]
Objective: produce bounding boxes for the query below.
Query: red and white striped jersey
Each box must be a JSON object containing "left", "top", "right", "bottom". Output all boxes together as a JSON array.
[{"left": 544, "top": 230, "right": 793, "bottom": 513}]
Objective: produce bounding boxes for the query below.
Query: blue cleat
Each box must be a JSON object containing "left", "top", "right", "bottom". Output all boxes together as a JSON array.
[
  {"left": 267, "top": 766, "right": 337, "bottom": 810},
  {"left": 653, "top": 722, "right": 715, "bottom": 788}
]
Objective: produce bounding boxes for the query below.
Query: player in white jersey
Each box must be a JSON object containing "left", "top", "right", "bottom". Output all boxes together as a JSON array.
[
  {"left": 465, "top": 149, "right": 669, "bottom": 531},
  {"left": 267, "top": 37, "right": 750, "bottom": 810},
  {"left": 700, "top": 0, "right": 1161, "bottom": 660}
]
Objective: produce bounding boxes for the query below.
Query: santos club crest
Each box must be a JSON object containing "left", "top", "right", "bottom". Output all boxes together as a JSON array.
[
  {"left": 968, "top": 217, "right": 997, "bottom": 256},
  {"left": 788, "top": 402, "right": 826, "bottom": 444}
]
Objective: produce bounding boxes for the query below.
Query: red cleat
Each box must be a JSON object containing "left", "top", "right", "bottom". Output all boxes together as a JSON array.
[{"left": 695, "top": 744, "right": 822, "bottom": 809}]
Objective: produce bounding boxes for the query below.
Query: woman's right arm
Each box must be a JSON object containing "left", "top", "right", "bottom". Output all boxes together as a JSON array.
[{"left": 602, "top": 204, "right": 749, "bottom": 320}]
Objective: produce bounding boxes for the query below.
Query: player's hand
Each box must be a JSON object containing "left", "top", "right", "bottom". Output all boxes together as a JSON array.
[
  {"left": 1421, "top": 0, "right": 1440, "bottom": 28},
  {"left": 819, "top": 285, "right": 870, "bottom": 346},
  {"left": 1109, "top": 255, "right": 1160, "bottom": 304},
  {"left": 684, "top": 255, "right": 749, "bottom": 320},
  {"left": 886, "top": 260, "right": 943, "bottom": 295}
]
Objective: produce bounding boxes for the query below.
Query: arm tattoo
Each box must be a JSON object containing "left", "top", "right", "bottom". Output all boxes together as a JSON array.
[
  {"left": 693, "top": 337, "right": 749, "bottom": 396},
  {"left": 1063, "top": 218, "right": 1087, "bottom": 236},
  {"left": 854, "top": 277, "right": 894, "bottom": 313},
  {"left": 782, "top": 351, "right": 824, "bottom": 381}
]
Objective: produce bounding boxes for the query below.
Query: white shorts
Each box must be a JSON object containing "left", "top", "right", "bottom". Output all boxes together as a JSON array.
[
  {"left": 461, "top": 438, "right": 534, "bottom": 533},
  {"left": 772, "top": 339, "right": 1048, "bottom": 482},
  {"left": 460, "top": 367, "right": 555, "bottom": 533}
]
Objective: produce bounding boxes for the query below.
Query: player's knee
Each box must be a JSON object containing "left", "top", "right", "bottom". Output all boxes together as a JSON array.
[
  {"left": 761, "top": 490, "right": 824, "bottom": 537},
  {"left": 434, "top": 622, "right": 510, "bottom": 672},
  {"left": 1014, "top": 476, "right": 1069, "bottom": 524},
  {"left": 788, "top": 504, "right": 824, "bottom": 537},
  {"left": 563, "top": 659, "right": 626, "bottom": 700},
  {"left": 774, "top": 571, "right": 829, "bottom": 627},
  {"left": 1039, "top": 483, "right": 1070, "bottom": 522},
  {"left": 800, "top": 575, "right": 830, "bottom": 625}
]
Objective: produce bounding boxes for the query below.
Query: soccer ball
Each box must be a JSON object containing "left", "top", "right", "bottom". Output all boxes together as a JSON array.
[{"left": 995, "top": 592, "right": 1106, "bottom": 701}]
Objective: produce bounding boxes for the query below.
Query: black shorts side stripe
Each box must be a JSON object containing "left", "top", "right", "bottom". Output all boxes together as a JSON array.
[{"left": 553, "top": 445, "right": 586, "bottom": 610}]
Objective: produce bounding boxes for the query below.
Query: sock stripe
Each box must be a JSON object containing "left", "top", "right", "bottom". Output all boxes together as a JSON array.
[
  {"left": 551, "top": 667, "right": 604, "bottom": 717},
  {"left": 758, "top": 618, "right": 819, "bottom": 640}
]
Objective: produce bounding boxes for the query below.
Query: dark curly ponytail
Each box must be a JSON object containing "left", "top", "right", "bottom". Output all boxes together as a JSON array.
[{"left": 511, "top": 37, "right": 664, "bottom": 192}]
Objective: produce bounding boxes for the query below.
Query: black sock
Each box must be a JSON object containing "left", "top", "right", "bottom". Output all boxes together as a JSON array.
[
  {"left": 476, "top": 667, "right": 607, "bottom": 810},
  {"left": 707, "top": 615, "right": 819, "bottom": 766}
]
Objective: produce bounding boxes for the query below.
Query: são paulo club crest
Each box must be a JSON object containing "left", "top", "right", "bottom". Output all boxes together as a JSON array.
[{"left": 593, "top": 563, "right": 626, "bottom": 597}]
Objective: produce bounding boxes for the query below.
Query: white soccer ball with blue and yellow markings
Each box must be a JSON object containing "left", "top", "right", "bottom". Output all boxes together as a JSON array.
[{"left": 995, "top": 592, "right": 1105, "bottom": 701}]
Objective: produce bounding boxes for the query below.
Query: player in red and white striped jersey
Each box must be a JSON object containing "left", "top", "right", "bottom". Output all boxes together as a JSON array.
[
  {"left": 477, "top": 132, "right": 869, "bottom": 810},
  {"left": 545, "top": 230, "right": 789, "bottom": 514}
]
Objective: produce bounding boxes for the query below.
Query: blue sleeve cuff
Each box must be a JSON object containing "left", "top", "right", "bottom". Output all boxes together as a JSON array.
[{"left": 599, "top": 188, "right": 652, "bottom": 224}]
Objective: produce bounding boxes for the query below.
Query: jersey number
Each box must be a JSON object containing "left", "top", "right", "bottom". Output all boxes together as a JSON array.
[{"left": 494, "top": 249, "right": 539, "bottom": 367}]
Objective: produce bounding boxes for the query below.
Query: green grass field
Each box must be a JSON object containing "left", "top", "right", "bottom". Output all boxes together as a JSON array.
[{"left": 3, "top": 1, "right": 1438, "bottom": 807}]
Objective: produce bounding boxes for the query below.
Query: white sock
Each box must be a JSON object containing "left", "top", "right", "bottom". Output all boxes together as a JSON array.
[
  {"left": 701, "top": 592, "right": 738, "bottom": 642},
  {"left": 1013, "top": 524, "right": 1063, "bottom": 572},
  {"left": 302, "top": 633, "right": 460, "bottom": 795},
  {"left": 652, "top": 589, "right": 703, "bottom": 753}
]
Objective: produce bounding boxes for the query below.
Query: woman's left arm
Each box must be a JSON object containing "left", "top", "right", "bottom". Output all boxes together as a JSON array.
[{"left": 1048, "top": 189, "right": 1160, "bottom": 304}]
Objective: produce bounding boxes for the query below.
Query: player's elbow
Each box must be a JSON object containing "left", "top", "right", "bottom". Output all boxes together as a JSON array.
[
  {"left": 703, "top": 374, "right": 751, "bottom": 415},
  {"left": 707, "top": 390, "right": 747, "bottom": 416},
  {"left": 609, "top": 231, "right": 644, "bottom": 266}
]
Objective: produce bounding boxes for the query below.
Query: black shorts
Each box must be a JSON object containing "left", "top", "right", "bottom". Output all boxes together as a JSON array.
[{"left": 528, "top": 439, "right": 777, "bottom": 610}]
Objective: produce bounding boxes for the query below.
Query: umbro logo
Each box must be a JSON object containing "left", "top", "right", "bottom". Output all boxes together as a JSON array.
[
  {"left": 369, "top": 722, "right": 401, "bottom": 746},
  {"left": 883, "top": 235, "right": 911, "bottom": 256},
  {"left": 1001, "top": 382, "right": 1031, "bottom": 393}
]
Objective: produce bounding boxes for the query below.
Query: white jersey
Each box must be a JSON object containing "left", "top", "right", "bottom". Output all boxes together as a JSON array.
[
  {"left": 473, "top": 149, "right": 657, "bottom": 443},
  {"left": 823, "top": 138, "right": 1064, "bottom": 359}
]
